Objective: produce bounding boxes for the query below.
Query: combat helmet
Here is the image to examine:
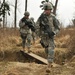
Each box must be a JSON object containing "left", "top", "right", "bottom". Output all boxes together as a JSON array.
[
  {"left": 43, "top": 2, "right": 53, "bottom": 10},
  {"left": 30, "top": 17, "right": 34, "bottom": 21},
  {"left": 24, "top": 11, "right": 30, "bottom": 16}
]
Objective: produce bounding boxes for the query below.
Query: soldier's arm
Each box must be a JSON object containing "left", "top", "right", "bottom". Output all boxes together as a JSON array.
[
  {"left": 53, "top": 16, "right": 60, "bottom": 35},
  {"left": 19, "top": 20, "right": 25, "bottom": 28},
  {"left": 35, "top": 18, "right": 41, "bottom": 37}
]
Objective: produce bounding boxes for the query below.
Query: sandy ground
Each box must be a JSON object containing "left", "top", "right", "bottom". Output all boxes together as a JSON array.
[
  {"left": 0, "top": 42, "right": 75, "bottom": 75},
  {"left": 0, "top": 61, "right": 75, "bottom": 75},
  {"left": 0, "top": 28, "right": 75, "bottom": 75}
]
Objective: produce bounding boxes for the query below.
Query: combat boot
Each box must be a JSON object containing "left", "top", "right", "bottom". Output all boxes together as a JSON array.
[
  {"left": 23, "top": 48, "right": 25, "bottom": 51},
  {"left": 27, "top": 47, "right": 31, "bottom": 53},
  {"left": 46, "top": 62, "right": 53, "bottom": 73}
]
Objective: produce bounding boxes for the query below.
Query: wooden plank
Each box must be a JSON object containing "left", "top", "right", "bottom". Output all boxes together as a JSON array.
[
  {"left": 26, "top": 52, "right": 61, "bottom": 67},
  {"left": 20, "top": 50, "right": 60, "bottom": 67},
  {"left": 27, "top": 52, "right": 48, "bottom": 64},
  {"left": 20, "top": 50, "right": 48, "bottom": 64}
]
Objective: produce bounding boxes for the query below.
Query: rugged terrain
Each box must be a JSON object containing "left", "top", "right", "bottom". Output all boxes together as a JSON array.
[{"left": 0, "top": 28, "right": 75, "bottom": 75}]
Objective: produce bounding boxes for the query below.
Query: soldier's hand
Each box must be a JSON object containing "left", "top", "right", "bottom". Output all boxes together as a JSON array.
[
  {"left": 51, "top": 32, "right": 55, "bottom": 36},
  {"left": 48, "top": 31, "right": 55, "bottom": 38}
]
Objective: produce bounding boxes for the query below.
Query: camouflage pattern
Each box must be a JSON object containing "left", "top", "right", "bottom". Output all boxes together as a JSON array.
[
  {"left": 19, "top": 17, "right": 32, "bottom": 50},
  {"left": 19, "top": 19, "right": 31, "bottom": 34},
  {"left": 46, "top": 0, "right": 49, "bottom": 2},
  {"left": 43, "top": 2, "right": 53, "bottom": 10},
  {"left": 24, "top": 11, "right": 30, "bottom": 16},
  {"left": 40, "top": 1, "right": 53, "bottom": 10},
  {"left": 30, "top": 17, "right": 34, "bottom": 21},
  {"left": 30, "top": 17, "right": 36, "bottom": 43},
  {"left": 36, "top": 13, "right": 60, "bottom": 63},
  {"left": 26, "top": 31, "right": 32, "bottom": 48}
]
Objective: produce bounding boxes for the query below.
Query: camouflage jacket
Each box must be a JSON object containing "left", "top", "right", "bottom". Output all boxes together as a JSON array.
[
  {"left": 19, "top": 17, "right": 31, "bottom": 34},
  {"left": 35, "top": 13, "right": 60, "bottom": 37}
]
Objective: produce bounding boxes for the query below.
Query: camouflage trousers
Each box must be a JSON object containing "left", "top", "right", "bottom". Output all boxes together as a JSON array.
[
  {"left": 21, "top": 33, "right": 32, "bottom": 49},
  {"left": 40, "top": 34, "right": 55, "bottom": 63},
  {"left": 32, "top": 32, "right": 36, "bottom": 42}
]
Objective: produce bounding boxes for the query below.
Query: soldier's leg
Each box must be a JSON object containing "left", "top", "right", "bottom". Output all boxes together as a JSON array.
[
  {"left": 27, "top": 33, "right": 32, "bottom": 52},
  {"left": 45, "top": 47, "right": 48, "bottom": 55},
  {"left": 47, "top": 47, "right": 54, "bottom": 67},
  {"left": 22, "top": 39, "right": 26, "bottom": 50},
  {"left": 45, "top": 46, "right": 54, "bottom": 73},
  {"left": 21, "top": 34, "right": 27, "bottom": 51},
  {"left": 32, "top": 32, "right": 35, "bottom": 44},
  {"left": 47, "top": 39, "right": 55, "bottom": 68}
]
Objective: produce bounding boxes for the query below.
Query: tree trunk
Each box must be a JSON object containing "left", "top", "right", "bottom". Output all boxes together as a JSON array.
[
  {"left": 3, "top": 0, "right": 5, "bottom": 28},
  {"left": 53, "top": 0, "right": 58, "bottom": 15},
  {"left": 25, "top": 0, "right": 27, "bottom": 11},
  {"left": 73, "top": 19, "right": 75, "bottom": 26},
  {"left": 14, "top": 0, "right": 17, "bottom": 28},
  {"left": 5, "top": 12, "right": 7, "bottom": 26}
]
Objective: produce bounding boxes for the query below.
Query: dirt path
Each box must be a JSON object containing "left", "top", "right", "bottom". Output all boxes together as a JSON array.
[
  {"left": 0, "top": 62, "right": 75, "bottom": 75},
  {"left": 0, "top": 34, "right": 75, "bottom": 75}
]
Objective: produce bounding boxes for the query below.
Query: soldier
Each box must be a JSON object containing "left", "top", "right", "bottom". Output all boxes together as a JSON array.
[
  {"left": 30, "top": 17, "right": 36, "bottom": 44},
  {"left": 40, "top": 0, "right": 53, "bottom": 10},
  {"left": 36, "top": 3, "right": 60, "bottom": 71},
  {"left": 19, "top": 11, "right": 35, "bottom": 52}
]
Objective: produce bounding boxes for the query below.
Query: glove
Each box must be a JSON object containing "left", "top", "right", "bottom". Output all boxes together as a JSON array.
[
  {"left": 40, "top": 40, "right": 48, "bottom": 48},
  {"left": 51, "top": 31, "right": 55, "bottom": 36},
  {"left": 31, "top": 26, "right": 35, "bottom": 32},
  {"left": 48, "top": 31, "right": 55, "bottom": 38}
]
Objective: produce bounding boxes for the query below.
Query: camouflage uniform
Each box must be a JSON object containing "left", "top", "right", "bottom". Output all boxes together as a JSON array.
[
  {"left": 19, "top": 11, "right": 32, "bottom": 52},
  {"left": 40, "top": 0, "right": 53, "bottom": 10},
  {"left": 36, "top": 3, "right": 60, "bottom": 66},
  {"left": 30, "top": 17, "right": 36, "bottom": 43}
]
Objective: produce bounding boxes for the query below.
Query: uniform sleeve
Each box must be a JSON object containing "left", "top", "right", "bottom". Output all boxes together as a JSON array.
[
  {"left": 19, "top": 20, "right": 25, "bottom": 28},
  {"left": 53, "top": 16, "right": 60, "bottom": 34},
  {"left": 35, "top": 18, "right": 41, "bottom": 37}
]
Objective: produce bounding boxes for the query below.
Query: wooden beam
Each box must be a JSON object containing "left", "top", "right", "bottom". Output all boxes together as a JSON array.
[
  {"left": 27, "top": 52, "right": 48, "bottom": 64},
  {"left": 20, "top": 50, "right": 60, "bottom": 67},
  {"left": 20, "top": 50, "right": 48, "bottom": 65},
  {"left": 27, "top": 52, "right": 60, "bottom": 67}
]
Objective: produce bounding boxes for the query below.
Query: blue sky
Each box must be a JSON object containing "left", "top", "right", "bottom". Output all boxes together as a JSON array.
[{"left": 1, "top": 0, "right": 75, "bottom": 27}]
